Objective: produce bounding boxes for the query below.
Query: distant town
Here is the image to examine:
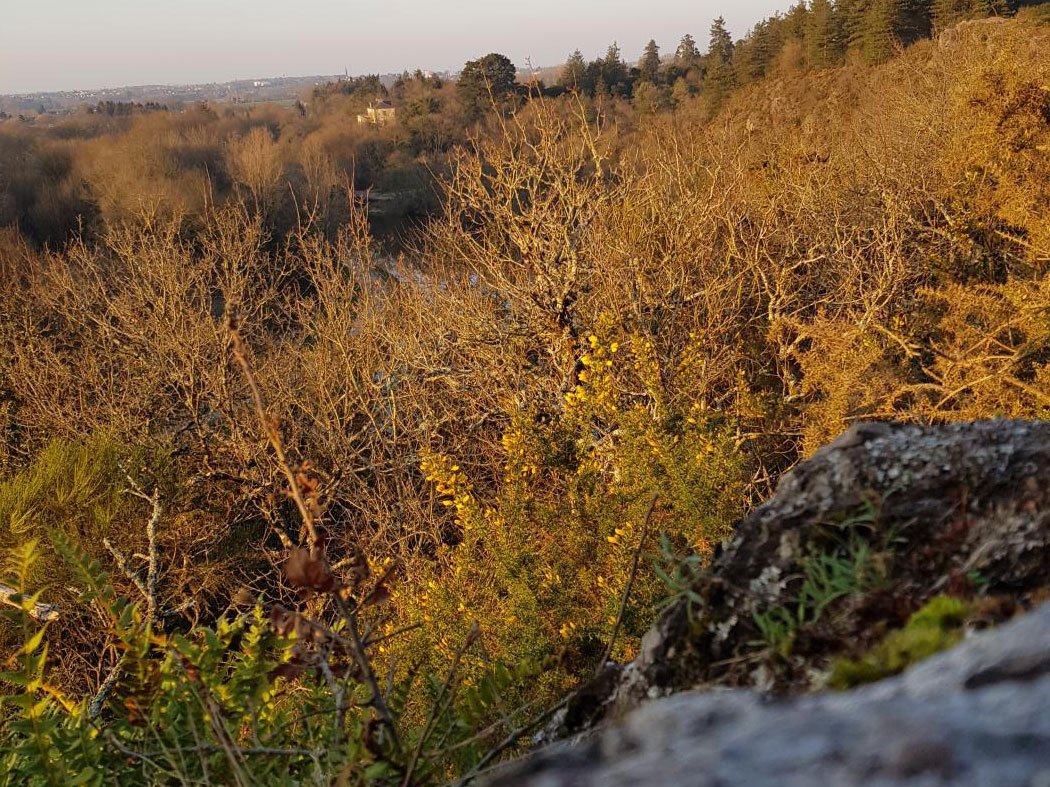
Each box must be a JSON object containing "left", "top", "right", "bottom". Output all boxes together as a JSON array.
[{"left": 0, "top": 70, "right": 457, "bottom": 116}]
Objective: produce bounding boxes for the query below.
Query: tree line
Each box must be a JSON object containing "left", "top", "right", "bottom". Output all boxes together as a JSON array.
[{"left": 547, "top": 0, "right": 1044, "bottom": 112}]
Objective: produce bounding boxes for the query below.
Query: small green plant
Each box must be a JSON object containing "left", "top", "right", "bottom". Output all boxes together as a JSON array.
[
  {"left": 752, "top": 606, "right": 797, "bottom": 658},
  {"left": 649, "top": 532, "right": 706, "bottom": 622},
  {"left": 752, "top": 503, "right": 890, "bottom": 657}
]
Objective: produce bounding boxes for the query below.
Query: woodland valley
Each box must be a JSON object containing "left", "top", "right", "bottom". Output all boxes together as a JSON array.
[{"left": 2, "top": 0, "right": 1050, "bottom": 784}]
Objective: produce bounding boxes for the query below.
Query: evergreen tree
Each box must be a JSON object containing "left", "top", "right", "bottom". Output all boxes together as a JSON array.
[
  {"left": 601, "top": 42, "right": 630, "bottom": 95},
  {"left": 860, "top": 0, "right": 899, "bottom": 62},
  {"left": 705, "top": 17, "right": 737, "bottom": 105},
  {"left": 584, "top": 59, "right": 604, "bottom": 95},
  {"left": 805, "top": 0, "right": 846, "bottom": 67},
  {"left": 736, "top": 17, "right": 787, "bottom": 83},
  {"left": 837, "top": 0, "right": 874, "bottom": 50},
  {"left": 458, "top": 53, "right": 518, "bottom": 119},
  {"left": 640, "top": 39, "right": 662, "bottom": 83},
  {"left": 897, "top": 0, "right": 934, "bottom": 45},
  {"left": 932, "top": 0, "right": 1007, "bottom": 32},
  {"left": 559, "top": 50, "right": 588, "bottom": 90},
  {"left": 932, "top": 0, "right": 967, "bottom": 29},
  {"left": 859, "top": 0, "right": 932, "bottom": 63},
  {"left": 708, "top": 16, "right": 735, "bottom": 65},
  {"left": 675, "top": 33, "right": 701, "bottom": 70}
]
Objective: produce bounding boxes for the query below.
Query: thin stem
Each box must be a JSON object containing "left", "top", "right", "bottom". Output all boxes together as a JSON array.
[{"left": 595, "top": 491, "right": 659, "bottom": 677}]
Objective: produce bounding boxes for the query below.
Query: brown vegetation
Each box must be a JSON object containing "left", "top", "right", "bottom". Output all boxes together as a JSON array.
[{"left": 1, "top": 14, "right": 1049, "bottom": 784}]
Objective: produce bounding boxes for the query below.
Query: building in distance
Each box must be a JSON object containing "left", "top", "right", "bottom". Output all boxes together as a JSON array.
[{"left": 357, "top": 99, "right": 396, "bottom": 126}]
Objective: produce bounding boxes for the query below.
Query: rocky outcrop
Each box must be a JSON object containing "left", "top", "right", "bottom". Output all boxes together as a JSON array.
[
  {"left": 558, "top": 420, "right": 1050, "bottom": 734},
  {"left": 493, "top": 601, "right": 1050, "bottom": 786},
  {"left": 496, "top": 419, "right": 1050, "bottom": 784}
]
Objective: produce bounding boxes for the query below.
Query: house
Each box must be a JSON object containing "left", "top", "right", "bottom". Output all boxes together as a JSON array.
[{"left": 356, "top": 99, "right": 396, "bottom": 126}]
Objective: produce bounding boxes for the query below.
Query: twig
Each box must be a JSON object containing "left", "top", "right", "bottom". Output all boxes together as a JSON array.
[
  {"left": 332, "top": 592, "right": 404, "bottom": 755},
  {"left": 0, "top": 584, "right": 59, "bottom": 622},
  {"left": 363, "top": 621, "right": 424, "bottom": 648},
  {"left": 103, "top": 539, "right": 148, "bottom": 600},
  {"left": 88, "top": 657, "right": 124, "bottom": 721},
  {"left": 452, "top": 695, "right": 571, "bottom": 785},
  {"left": 229, "top": 318, "right": 321, "bottom": 549},
  {"left": 144, "top": 487, "right": 161, "bottom": 623},
  {"left": 434, "top": 696, "right": 545, "bottom": 759},
  {"left": 91, "top": 482, "right": 163, "bottom": 720},
  {"left": 103, "top": 730, "right": 327, "bottom": 762},
  {"left": 120, "top": 471, "right": 163, "bottom": 623},
  {"left": 402, "top": 622, "right": 481, "bottom": 786},
  {"left": 228, "top": 315, "right": 404, "bottom": 755},
  {"left": 317, "top": 653, "right": 347, "bottom": 745},
  {"left": 595, "top": 491, "right": 659, "bottom": 677}
]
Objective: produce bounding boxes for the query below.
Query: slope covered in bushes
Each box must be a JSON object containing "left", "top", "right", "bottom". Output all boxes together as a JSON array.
[{"left": 1, "top": 15, "right": 1049, "bottom": 785}]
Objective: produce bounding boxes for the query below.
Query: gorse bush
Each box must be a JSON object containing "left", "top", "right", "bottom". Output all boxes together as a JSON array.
[{"left": 408, "top": 330, "right": 747, "bottom": 688}]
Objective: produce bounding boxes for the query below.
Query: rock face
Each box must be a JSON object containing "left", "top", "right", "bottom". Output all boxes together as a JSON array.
[
  {"left": 561, "top": 420, "right": 1050, "bottom": 734},
  {"left": 494, "top": 419, "right": 1050, "bottom": 785},
  {"left": 493, "top": 602, "right": 1050, "bottom": 786}
]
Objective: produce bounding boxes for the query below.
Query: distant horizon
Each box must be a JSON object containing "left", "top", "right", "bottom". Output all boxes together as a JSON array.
[
  {"left": 4, "top": 69, "right": 480, "bottom": 100},
  {"left": 1, "top": 0, "right": 784, "bottom": 95},
  {"left": 2, "top": 73, "right": 384, "bottom": 99}
]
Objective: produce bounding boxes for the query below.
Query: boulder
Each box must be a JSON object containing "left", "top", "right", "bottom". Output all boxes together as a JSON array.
[
  {"left": 560, "top": 420, "right": 1050, "bottom": 734},
  {"left": 492, "top": 601, "right": 1050, "bottom": 786}
]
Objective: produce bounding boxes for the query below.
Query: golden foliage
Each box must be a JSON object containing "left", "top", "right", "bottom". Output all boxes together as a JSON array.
[{"left": 1, "top": 15, "right": 1049, "bottom": 715}]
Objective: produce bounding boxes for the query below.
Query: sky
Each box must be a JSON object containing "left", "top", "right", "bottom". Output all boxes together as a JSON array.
[{"left": 0, "top": 0, "right": 786, "bottom": 95}]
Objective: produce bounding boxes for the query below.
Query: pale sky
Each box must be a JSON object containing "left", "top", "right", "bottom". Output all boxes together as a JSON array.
[{"left": 1, "top": 0, "right": 785, "bottom": 94}]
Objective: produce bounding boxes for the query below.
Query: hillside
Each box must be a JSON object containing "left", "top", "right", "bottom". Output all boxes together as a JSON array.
[{"left": 1, "top": 13, "right": 1049, "bottom": 786}]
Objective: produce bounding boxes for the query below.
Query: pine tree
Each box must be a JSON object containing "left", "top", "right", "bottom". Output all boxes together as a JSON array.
[
  {"left": 675, "top": 33, "right": 701, "bottom": 70},
  {"left": 932, "top": 0, "right": 1007, "bottom": 32},
  {"left": 601, "top": 42, "right": 630, "bottom": 95},
  {"left": 859, "top": 0, "right": 932, "bottom": 63},
  {"left": 779, "top": 2, "right": 808, "bottom": 44},
  {"left": 705, "top": 17, "right": 737, "bottom": 105},
  {"left": 708, "top": 16, "right": 735, "bottom": 65},
  {"left": 860, "top": 0, "right": 899, "bottom": 62},
  {"left": 805, "top": 0, "right": 846, "bottom": 67},
  {"left": 640, "top": 39, "right": 662, "bottom": 83},
  {"left": 837, "top": 0, "right": 874, "bottom": 50},
  {"left": 737, "top": 17, "right": 788, "bottom": 83},
  {"left": 897, "top": 0, "right": 934, "bottom": 46},
  {"left": 559, "top": 50, "right": 588, "bottom": 90}
]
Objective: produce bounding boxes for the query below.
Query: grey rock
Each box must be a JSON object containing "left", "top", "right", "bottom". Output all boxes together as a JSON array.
[
  {"left": 557, "top": 420, "right": 1050, "bottom": 734},
  {"left": 492, "top": 603, "right": 1050, "bottom": 786}
]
